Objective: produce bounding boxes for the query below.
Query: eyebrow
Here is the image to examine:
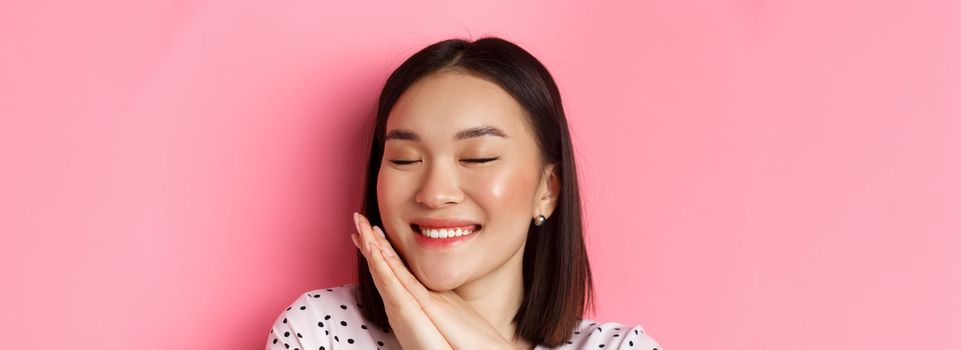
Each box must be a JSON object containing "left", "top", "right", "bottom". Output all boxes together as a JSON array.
[{"left": 384, "top": 125, "right": 508, "bottom": 142}]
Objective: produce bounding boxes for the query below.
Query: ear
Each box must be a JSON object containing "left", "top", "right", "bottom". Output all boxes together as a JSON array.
[{"left": 535, "top": 163, "right": 561, "bottom": 219}]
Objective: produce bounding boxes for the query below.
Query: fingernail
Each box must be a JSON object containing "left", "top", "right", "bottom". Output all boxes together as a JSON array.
[
  {"left": 352, "top": 212, "right": 359, "bottom": 226},
  {"left": 374, "top": 226, "right": 386, "bottom": 239}
]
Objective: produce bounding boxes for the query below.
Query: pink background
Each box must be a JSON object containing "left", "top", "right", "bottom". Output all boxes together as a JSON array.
[{"left": 2, "top": 1, "right": 959, "bottom": 349}]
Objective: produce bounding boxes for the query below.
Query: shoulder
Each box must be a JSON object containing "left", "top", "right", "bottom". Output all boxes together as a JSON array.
[
  {"left": 266, "top": 284, "right": 395, "bottom": 349},
  {"left": 555, "top": 319, "right": 662, "bottom": 350},
  {"left": 274, "top": 284, "right": 362, "bottom": 330},
  {"left": 293, "top": 284, "right": 361, "bottom": 312}
]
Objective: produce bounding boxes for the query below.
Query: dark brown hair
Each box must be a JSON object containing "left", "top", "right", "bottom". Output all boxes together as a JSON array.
[{"left": 355, "top": 36, "right": 593, "bottom": 347}]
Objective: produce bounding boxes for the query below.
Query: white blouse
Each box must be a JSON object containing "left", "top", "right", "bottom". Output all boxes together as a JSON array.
[{"left": 266, "top": 284, "right": 662, "bottom": 350}]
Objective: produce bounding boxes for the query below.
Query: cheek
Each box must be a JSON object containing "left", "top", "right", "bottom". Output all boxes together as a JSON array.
[
  {"left": 467, "top": 164, "right": 539, "bottom": 217},
  {"left": 376, "top": 170, "right": 412, "bottom": 231}
]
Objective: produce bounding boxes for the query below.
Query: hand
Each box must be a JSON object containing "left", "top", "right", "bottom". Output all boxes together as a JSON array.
[
  {"left": 351, "top": 212, "right": 452, "bottom": 349},
  {"left": 352, "top": 213, "right": 515, "bottom": 350}
]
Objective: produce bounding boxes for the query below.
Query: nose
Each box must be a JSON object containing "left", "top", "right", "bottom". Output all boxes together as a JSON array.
[{"left": 415, "top": 160, "right": 464, "bottom": 209}]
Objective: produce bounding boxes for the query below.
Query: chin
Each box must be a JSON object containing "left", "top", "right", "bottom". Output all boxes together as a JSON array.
[{"left": 413, "top": 266, "right": 469, "bottom": 292}]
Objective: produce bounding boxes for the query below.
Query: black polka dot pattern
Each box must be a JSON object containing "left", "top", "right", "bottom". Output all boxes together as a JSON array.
[{"left": 265, "top": 283, "right": 661, "bottom": 349}]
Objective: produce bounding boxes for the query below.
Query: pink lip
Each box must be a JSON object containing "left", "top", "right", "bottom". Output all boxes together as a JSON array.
[
  {"left": 409, "top": 217, "right": 482, "bottom": 248},
  {"left": 410, "top": 217, "right": 480, "bottom": 229},
  {"left": 413, "top": 226, "right": 480, "bottom": 248}
]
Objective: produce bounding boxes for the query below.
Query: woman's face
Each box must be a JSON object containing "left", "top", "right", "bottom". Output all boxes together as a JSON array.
[{"left": 376, "top": 70, "right": 558, "bottom": 292}]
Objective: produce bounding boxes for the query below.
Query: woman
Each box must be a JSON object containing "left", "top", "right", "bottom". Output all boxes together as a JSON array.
[{"left": 267, "top": 37, "right": 661, "bottom": 349}]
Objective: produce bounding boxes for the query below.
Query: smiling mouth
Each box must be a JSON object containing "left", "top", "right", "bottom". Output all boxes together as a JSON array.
[{"left": 411, "top": 224, "right": 482, "bottom": 239}]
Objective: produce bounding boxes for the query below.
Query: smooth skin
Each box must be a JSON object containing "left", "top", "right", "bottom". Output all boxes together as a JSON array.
[{"left": 353, "top": 71, "right": 561, "bottom": 349}]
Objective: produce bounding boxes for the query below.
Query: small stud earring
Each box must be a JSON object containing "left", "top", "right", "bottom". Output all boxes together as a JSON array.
[{"left": 533, "top": 214, "right": 547, "bottom": 226}]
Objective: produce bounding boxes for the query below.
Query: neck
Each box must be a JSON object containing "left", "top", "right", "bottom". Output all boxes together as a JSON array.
[{"left": 454, "top": 241, "right": 530, "bottom": 348}]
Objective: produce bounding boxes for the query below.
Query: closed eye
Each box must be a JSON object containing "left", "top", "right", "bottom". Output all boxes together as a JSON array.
[
  {"left": 390, "top": 157, "right": 500, "bottom": 165},
  {"left": 463, "top": 157, "right": 499, "bottom": 164}
]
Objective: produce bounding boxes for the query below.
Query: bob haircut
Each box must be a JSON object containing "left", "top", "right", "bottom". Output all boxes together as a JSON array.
[{"left": 355, "top": 36, "right": 593, "bottom": 347}]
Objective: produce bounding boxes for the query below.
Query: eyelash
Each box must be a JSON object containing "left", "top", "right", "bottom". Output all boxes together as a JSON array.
[{"left": 389, "top": 157, "right": 499, "bottom": 165}]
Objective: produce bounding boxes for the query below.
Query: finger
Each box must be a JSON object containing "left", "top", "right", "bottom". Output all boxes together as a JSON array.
[
  {"left": 369, "top": 225, "right": 393, "bottom": 257},
  {"left": 351, "top": 213, "right": 370, "bottom": 259},
  {"left": 356, "top": 214, "right": 417, "bottom": 308},
  {"left": 362, "top": 224, "right": 431, "bottom": 308},
  {"left": 371, "top": 226, "right": 433, "bottom": 304},
  {"left": 354, "top": 212, "right": 385, "bottom": 260},
  {"left": 353, "top": 214, "right": 455, "bottom": 348},
  {"left": 370, "top": 230, "right": 503, "bottom": 349},
  {"left": 364, "top": 222, "right": 502, "bottom": 349},
  {"left": 366, "top": 240, "right": 454, "bottom": 349},
  {"left": 352, "top": 214, "right": 396, "bottom": 300},
  {"left": 355, "top": 212, "right": 380, "bottom": 256},
  {"left": 366, "top": 238, "right": 427, "bottom": 317}
]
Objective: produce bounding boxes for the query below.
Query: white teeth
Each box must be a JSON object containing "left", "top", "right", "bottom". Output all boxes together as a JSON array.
[{"left": 420, "top": 227, "right": 474, "bottom": 239}]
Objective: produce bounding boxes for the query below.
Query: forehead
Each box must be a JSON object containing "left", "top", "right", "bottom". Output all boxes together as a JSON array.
[{"left": 385, "top": 71, "right": 531, "bottom": 140}]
